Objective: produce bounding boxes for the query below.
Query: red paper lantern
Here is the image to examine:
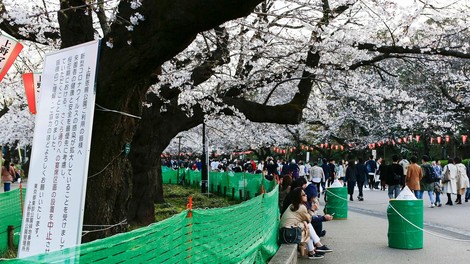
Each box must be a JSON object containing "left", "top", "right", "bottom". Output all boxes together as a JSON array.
[
  {"left": 320, "top": 144, "right": 324, "bottom": 148},
  {"left": 462, "top": 135, "right": 468, "bottom": 144},
  {"left": 403, "top": 137, "right": 407, "bottom": 143},
  {"left": 324, "top": 143, "right": 328, "bottom": 148},
  {"left": 445, "top": 135, "right": 450, "bottom": 143},
  {"left": 430, "top": 137, "right": 434, "bottom": 144},
  {"left": 415, "top": 135, "right": 420, "bottom": 142},
  {"left": 22, "top": 73, "right": 42, "bottom": 114},
  {"left": 437, "top": 136, "right": 442, "bottom": 144},
  {"left": 0, "top": 33, "right": 24, "bottom": 82},
  {"left": 340, "top": 145, "right": 344, "bottom": 151}
]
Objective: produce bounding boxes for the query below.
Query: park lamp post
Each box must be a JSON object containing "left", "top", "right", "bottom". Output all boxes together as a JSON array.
[
  {"left": 201, "top": 121, "right": 208, "bottom": 194},
  {"left": 176, "top": 135, "right": 182, "bottom": 184}
]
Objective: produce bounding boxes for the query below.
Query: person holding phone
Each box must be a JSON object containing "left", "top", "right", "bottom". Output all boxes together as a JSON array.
[{"left": 305, "top": 182, "right": 334, "bottom": 237}]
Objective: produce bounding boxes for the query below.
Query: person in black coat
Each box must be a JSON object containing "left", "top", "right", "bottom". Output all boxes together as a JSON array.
[
  {"left": 385, "top": 155, "right": 404, "bottom": 198},
  {"left": 355, "top": 158, "right": 367, "bottom": 201},
  {"left": 344, "top": 160, "right": 357, "bottom": 201}
]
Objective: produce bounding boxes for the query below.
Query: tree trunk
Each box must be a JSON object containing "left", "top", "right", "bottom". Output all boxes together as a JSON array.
[
  {"left": 127, "top": 94, "right": 204, "bottom": 225},
  {"left": 82, "top": 80, "right": 146, "bottom": 242}
]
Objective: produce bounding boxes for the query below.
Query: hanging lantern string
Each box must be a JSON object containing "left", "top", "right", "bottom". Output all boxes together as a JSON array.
[{"left": 95, "top": 104, "right": 141, "bottom": 119}]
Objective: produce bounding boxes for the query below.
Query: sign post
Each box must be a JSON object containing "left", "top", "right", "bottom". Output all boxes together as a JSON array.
[{"left": 18, "top": 40, "right": 100, "bottom": 258}]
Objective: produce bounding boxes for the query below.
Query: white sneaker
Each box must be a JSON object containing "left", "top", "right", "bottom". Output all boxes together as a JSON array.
[{"left": 429, "top": 204, "right": 435, "bottom": 208}]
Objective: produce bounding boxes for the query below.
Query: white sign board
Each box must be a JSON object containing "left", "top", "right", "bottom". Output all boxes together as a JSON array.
[{"left": 19, "top": 40, "right": 100, "bottom": 258}]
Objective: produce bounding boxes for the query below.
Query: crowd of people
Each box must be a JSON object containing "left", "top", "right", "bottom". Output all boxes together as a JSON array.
[
  {"left": 259, "top": 154, "right": 469, "bottom": 260},
  {"left": 163, "top": 154, "right": 470, "bottom": 206},
  {"left": 162, "top": 154, "right": 470, "bottom": 260}
]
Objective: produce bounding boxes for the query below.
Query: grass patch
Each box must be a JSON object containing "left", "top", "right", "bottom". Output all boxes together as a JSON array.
[
  {"left": 0, "top": 249, "right": 16, "bottom": 259},
  {"left": 155, "top": 184, "right": 240, "bottom": 222}
]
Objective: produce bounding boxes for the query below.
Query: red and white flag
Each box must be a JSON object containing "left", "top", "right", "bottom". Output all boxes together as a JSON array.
[{"left": 0, "top": 31, "right": 24, "bottom": 82}]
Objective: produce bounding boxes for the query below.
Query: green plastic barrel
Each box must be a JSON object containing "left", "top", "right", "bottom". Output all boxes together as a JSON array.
[
  {"left": 325, "top": 186, "right": 348, "bottom": 219},
  {"left": 387, "top": 199, "right": 423, "bottom": 249}
]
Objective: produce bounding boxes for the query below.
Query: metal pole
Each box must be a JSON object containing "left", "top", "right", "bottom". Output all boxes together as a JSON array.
[
  {"left": 177, "top": 136, "right": 182, "bottom": 184},
  {"left": 201, "top": 121, "right": 208, "bottom": 193}
]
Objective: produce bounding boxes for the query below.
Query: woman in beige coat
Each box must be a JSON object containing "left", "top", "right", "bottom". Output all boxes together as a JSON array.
[
  {"left": 442, "top": 158, "right": 457, "bottom": 205},
  {"left": 454, "top": 157, "right": 469, "bottom": 204},
  {"left": 280, "top": 187, "right": 332, "bottom": 259},
  {"left": 405, "top": 156, "right": 423, "bottom": 198}
]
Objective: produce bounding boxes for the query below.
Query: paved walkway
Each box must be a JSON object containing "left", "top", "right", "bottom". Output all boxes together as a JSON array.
[
  {"left": 298, "top": 187, "right": 470, "bottom": 263},
  {"left": 0, "top": 181, "right": 24, "bottom": 193}
]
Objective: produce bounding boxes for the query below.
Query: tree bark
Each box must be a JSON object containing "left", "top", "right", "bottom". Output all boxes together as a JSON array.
[{"left": 127, "top": 94, "right": 204, "bottom": 225}]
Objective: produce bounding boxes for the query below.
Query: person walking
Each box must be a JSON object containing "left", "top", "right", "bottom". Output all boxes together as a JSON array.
[
  {"left": 466, "top": 161, "right": 470, "bottom": 202},
  {"left": 378, "top": 158, "right": 388, "bottom": 191},
  {"left": 298, "top": 160, "right": 307, "bottom": 180},
  {"left": 454, "top": 157, "right": 469, "bottom": 204},
  {"left": 345, "top": 160, "right": 357, "bottom": 201},
  {"left": 405, "top": 156, "right": 423, "bottom": 198},
  {"left": 309, "top": 162, "right": 325, "bottom": 198},
  {"left": 365, "top": 155, "right": 377, "bottom": 190},
  {"left": 320, "top": 159, "right": 330, "bottom": 194},
  {"left": 289, "top": 159, "right": 300, "bottom": 180},
  {"left": 386, "top": 155, "right": 404, "bottom": 199},
  {"left": 1, "top": 160, "right": 15, "bottom": 192},
  {"left": 355, "top": 158, "right": 367, "bottom": 201},
  {"left": 420, "top": 155, "right": 436, "bottom": 207},
  {"left": 336, "top": 160, "right": 345, "bottom": 185},
  {"left": 432, "top": 160, "right": 443, "bottom": 207},
  {"left": 399, "top": 156, "right": 410, "bottom": 178},
  {"left": 442, "top": 158, "right": 457, "bottom": 206},
  {"left": 327, "top": 159, "right": 336, "bottom": 187}
]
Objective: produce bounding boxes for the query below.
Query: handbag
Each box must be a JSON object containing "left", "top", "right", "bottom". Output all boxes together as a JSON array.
[
  {"left": 280, "top": 226, "right": 302, "bottom": 244},
  {"left": 441, "top": 169, "right": 450, "bottom": 183}
]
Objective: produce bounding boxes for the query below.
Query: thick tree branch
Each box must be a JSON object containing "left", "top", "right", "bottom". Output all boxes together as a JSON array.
[
  {"left": 58, "top": 0, "right": 95, "bottom": 48},
  {"left": 222, "top": 50, "right": 320, "bottom": 124},
  {"left": 95, "top": 0, "right": 111, "bottom": 36},
  {"left": 356, "top": 43, "right": 470, "bottom": 59}
]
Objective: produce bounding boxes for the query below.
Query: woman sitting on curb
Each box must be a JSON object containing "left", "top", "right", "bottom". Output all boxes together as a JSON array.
[{"left": 280, "top": 187, "right": 333, "bottom": 260}]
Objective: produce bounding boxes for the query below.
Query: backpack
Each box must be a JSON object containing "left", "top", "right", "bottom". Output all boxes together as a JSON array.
[
  {"left": 366, "top": 162, "right": 372, "bottom": 174},
  {"left": 424, "top": 165, "right": 438, "bottom": 183}
]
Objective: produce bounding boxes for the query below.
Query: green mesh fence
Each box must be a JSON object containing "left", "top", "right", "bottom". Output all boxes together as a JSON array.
[
  {"left": 0, "top": 188, "right": 25, "bottom": 253},
  {"left": 165, "top": 169, "right": 268, "bottom": 201},
  {"left": 162, "top": 168, "right": 179, "bottom": 184},
  {"left": 5, "top": 184, "right": 280, "bottom": 263}
]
